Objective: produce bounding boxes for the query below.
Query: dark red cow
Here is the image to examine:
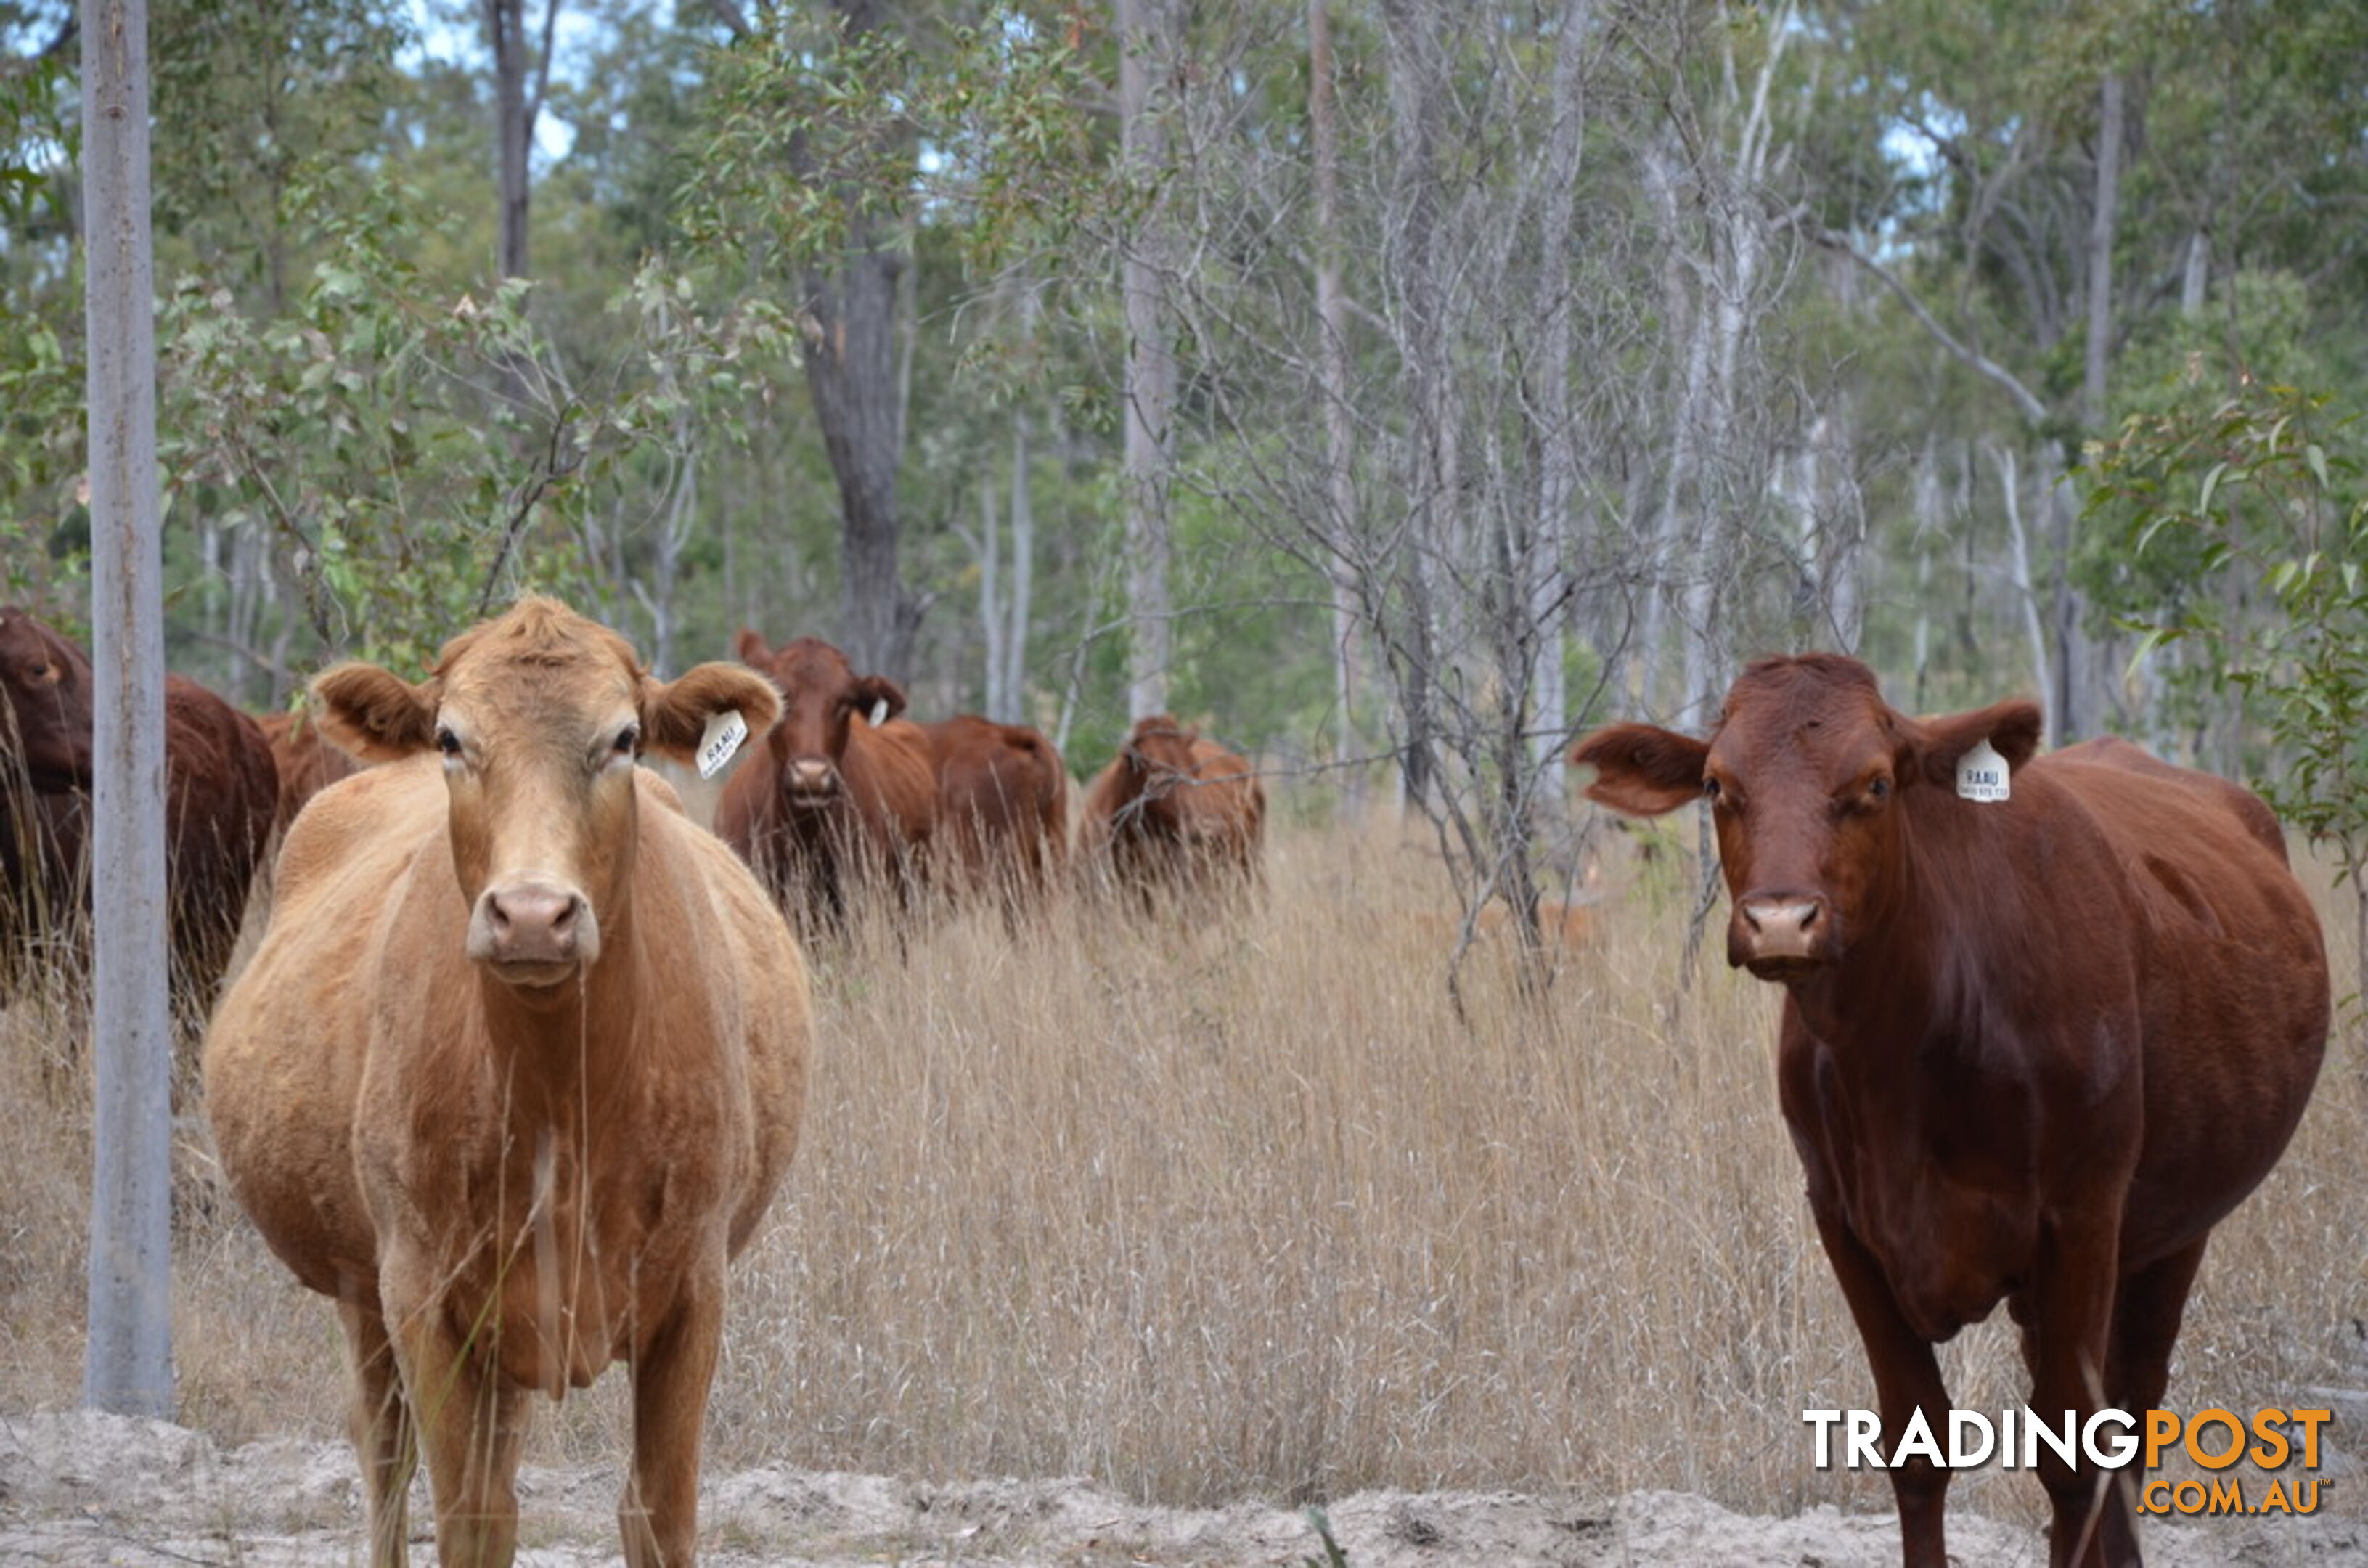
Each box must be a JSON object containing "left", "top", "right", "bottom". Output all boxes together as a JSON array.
[
  {"left": 1079, "top": 715, "right": 1264, "bottom": 907},
  {"left": 716, "top": 631, "right": 936, "bottom": 932},
  {"left": 1573, "top": 654, "right": 2328, "bottom": 1568},
  {"left": 920, "top": 716, "right": 1068, "bottom": 912},
  {"left": 0, "top": 608, "right": 279, "bottom": 1014},
  {"left": 256, "top": 706, "right": 364, "bottom": 837}
]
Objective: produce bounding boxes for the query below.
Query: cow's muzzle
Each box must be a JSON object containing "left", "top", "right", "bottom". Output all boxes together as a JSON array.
[
  {"left": 468, "top": 876, "right": 600, "bottom": 977},
  {"left": 1729, "top": 894, "right": 1830, "bottom": 978},
  {"left": 784, "top": 757, "right": 842, "bottom": 807}
]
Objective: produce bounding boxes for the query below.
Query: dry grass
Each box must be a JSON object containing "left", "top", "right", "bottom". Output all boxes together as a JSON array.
[{"left": 2, "top": 807, "right": 2361, "bottom": 1527}]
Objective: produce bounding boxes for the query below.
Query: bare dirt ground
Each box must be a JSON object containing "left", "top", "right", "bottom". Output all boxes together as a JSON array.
[{"left": 1, "top": 1408, "right": 2361, "bottom": 1567}]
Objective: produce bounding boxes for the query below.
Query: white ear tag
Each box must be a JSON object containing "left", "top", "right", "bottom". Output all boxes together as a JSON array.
[
  {"left": 696, "top": 709, "right": 749, "bottom": 780},
  {"left": 870, "top": 698, "right": 889, "bottom": 727},
  {"left": 1956, "top": 738, "right": 2010, "bottom": 804}
]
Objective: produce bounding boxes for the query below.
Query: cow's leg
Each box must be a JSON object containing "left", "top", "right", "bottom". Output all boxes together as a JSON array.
[
  {"left": 1810, "top": 1211, "right": 1951, "bottom": 1568},
  {"left": 623, "top": 1278, "right": 724, "bottom": 1568},
  {"left": 338, "top": 1293, "right": 415, "bottom": 1568},
  {"left": 2094, "top": 1240, "right": 2208, "bottom": 1565},
  {"left": 2018, "top": 1220, "right": 2127, "bottom": 1568},
  {"left": 389, "top": 1285, "right": 530, "bottom": 1568}
]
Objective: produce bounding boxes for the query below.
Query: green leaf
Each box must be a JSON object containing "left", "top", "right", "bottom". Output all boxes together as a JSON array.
[{"left": 2198, "top": 461, "right": 2229, "bottom": 517}]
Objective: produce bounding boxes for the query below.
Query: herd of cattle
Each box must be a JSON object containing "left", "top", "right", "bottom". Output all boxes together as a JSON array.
[
  {"left": 0, "top": 604, "right": 1269, "bottom": 1011},
  {"left": 0, "top": 600, "right": 2338, "bottom": 1568}
]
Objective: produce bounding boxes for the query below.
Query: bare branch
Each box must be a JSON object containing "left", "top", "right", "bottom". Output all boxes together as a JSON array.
[{"left": 1805, "top": 224, "right": 2051, "bottom": 427}]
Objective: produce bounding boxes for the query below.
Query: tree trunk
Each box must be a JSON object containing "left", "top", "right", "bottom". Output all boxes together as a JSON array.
[
  {"left": 1310, "top": 0, "right": 1364, "bottom": 792},
  {"left": 1380, "top": 0, "right": 1458, "bottom": 812},
  {"left": 2181, "top": 229, "right": 2209, "bottom": 318},
  {"left": 2044, "top": 447, "right": 2091, "bottom": 741},
  {"left": 1911, "top": 433, "right": 1943, "bottom": 710},
  {"left": 2080, "top": 70, "right": 2123, "bottom": 431},
  {"left": 974, "top": 471, "right": 1004, "bottom": 718},
  {"left": 801, "top": 197, "right": 914, "bottom": 676},
  {"left": 1991, "top": 441, "right": 2054, "bottom": 746},
  {"left": 81, "top": 0, "right": 174, "bottom": 1419},
  {"left": 1004, "top": 410, "right": 1034, "bottom": 723},
  {"left": 1117, "top": 0, "right": 1175, "bottom": 721},
  {"left": 1525, "top": 0, "right": 1592, "bottom": 794},
  {"left": 481, "top": 0, "right": 558, "bottom": 280},
  {"left": 1633, "top": 136, "right": 1692, "bottom": 719}
]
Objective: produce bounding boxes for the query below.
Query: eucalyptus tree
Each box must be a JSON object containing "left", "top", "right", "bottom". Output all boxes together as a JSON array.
[{"left": 698, "top": 0, "right": 926, "bottom": 677}]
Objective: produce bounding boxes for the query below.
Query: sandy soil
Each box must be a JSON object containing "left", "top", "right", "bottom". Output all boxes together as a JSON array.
[{"left": 1, "top": 1408, "right": 2361, "bottom": 1566}]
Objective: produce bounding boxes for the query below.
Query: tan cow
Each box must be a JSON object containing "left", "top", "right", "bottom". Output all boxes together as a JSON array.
[{"left": 203, "top": 597, "right": 809, "bottom": 1568}]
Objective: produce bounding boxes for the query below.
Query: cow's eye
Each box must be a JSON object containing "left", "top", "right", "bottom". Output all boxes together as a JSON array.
[
  {"left": 1703, "top": 776, "right": 1724, "bottom": 802},
  {"left": 612, "top": 724, "right": 640, "bottom": 759},
  {"left": 1869, "top": 776, "right": 1890, "bottom": 800},
  {"left": 435, "top": 724, "right": 463, "bottom": 760}
]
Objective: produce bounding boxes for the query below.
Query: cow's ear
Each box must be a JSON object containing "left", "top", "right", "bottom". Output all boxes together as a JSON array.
[
  {"left": 733, "top": 629, "right": 772, "bottom": 668},
  {"left": 642, "top": 662, "right": 784, "bottom": 762},
  {"left": 1914, "top": 698, "right": 2043, "bottom": 789},
  {"left": 1571, "top": 722, "right": 1710, "bottom": 817},
  {"left": 850, "top": 674, "right": 907, "bottom": 722},
  {"left": 311, "top": 663, "right": 438, "bottom": 762}
]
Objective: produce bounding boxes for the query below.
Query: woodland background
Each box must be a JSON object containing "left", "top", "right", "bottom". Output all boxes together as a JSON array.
[{"left": 7, "top": 0, "right": 2368, "bottom": 918}]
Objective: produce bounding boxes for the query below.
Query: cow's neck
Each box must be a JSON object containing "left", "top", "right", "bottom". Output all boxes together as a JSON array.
[
  {"left": 473, "top": 899, "right": 647, "bottom": 1119},
  {"left": 1776, "top": 806, "right": 1996, "bottom": 1073}
]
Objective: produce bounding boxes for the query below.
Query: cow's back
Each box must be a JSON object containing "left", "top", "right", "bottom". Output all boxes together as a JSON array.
[
  {"left": 924, "top": 716, "right": 1065, "bottom": 887},
  {"left": 849, "top": 716, "right": 938, "bottom": 849}
]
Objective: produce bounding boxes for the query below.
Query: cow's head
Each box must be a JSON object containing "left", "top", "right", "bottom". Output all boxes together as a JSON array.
[
  {"left": 1115, "top": 716, "right": 1201, "bottom": 836},
  {"left": 313, "top": 597, "right": 781, "bottom": 992},
  {"left": 736, "top": 631, "right": 905, "bottom": 811},
  {"left": 1572, "top": 654, "right": 2040, "bottom": 979},
  {"left": 0, "top": 609, "right": 94, "bottom": 792}
]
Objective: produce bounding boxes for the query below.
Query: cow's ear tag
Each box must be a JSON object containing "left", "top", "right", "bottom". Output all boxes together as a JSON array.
[
  {"left": 869, "top": 698, "right": 889, "bottom": 728},
  {"left": 696, "top": 709, "right": 748, "bottom": 780},
  {"left": 1956, "top": 738, "right": 2011, "bottom": 803}
]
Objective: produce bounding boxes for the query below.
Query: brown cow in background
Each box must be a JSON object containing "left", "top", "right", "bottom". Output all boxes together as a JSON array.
[
  {"left": 204, "top": 597, "right": 809, "bottom": 1568},
  {"left": 256, "top": 706, "right": 364, "bottom": 837},
  {"left": 920, "top": 716, "right": 1067, "bottom": 914},
  {"left": 0, "top": 607, "right": 277, "bottom": 1014},
  {"left": 1574, "top": 653, "right": 2327, "bottom": 1568},
  {"left": 716, "top": 631, "right": 936, "bottom": 934},
  {"left": 1079, "top": 715, "right": 1264, "bottom": 907}
]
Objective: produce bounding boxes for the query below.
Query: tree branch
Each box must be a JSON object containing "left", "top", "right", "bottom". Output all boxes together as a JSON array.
[
  {"left": 704, "top": 0, "right": 752, "bottom": 40},
  {"left": 527, "top": 0, "right": 563, "bottom": 128},
  {"left": 1805, "top": 224, "right": 2050, "bottom": 428}
]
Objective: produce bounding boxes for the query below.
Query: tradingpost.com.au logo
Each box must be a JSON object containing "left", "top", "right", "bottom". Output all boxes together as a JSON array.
[{"left": 1804, "top": 1406, "right": 2335, "bottom": 1517}]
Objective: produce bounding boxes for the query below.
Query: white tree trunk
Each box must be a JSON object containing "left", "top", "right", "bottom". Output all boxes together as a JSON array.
[
  {"left": 976, "top": 472, "right": 1005, "bottom": 719},
  {"left": 1526, "top": 0, "right": 1593, "bottom": 792},
  {"left": 1310, "top": 0, "right": 1364, "bottom": 791},
  {"left": 1118, "top": 0, "right": 1175, "bottom": 722},
  {"left": 1991, "top": 441, "right": 2055, "bottom": 748},
  {"left": 2081, "top": 71, "right": 2123, "bottom": 431},
  {"left": 81, "top": 0, "right": 174, "bottom": 1419},
  {"left": 1004, "top": 411, "right": 1034, "bottom": 724},
  {"left": 2181, "top": 229, "right": 2209, "bottom": 317}
]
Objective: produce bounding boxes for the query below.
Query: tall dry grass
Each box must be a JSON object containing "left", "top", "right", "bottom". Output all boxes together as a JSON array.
[{"left": 1, "top": 807, "right": 2360, "bottom": 1527}]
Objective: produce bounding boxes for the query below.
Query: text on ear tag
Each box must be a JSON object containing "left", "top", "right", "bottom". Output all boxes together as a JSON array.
[
  {"left": 1956, "top": 738, "right": 2010, "bottom": 803},
  {"left": 696, "top": 710, "right": 748, "bottom": 780}
]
